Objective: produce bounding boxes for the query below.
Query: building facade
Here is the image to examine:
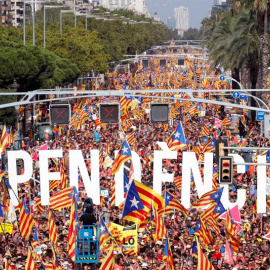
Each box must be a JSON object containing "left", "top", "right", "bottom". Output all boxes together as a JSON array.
[
  {"left": 174, "top": 6, "right": 189, "bottom": 37},
  {"left": 209, "top": 0, "right": 231, "bottom": 17},
  {"left": 99, "top": 0, "right": 150, "bottom": 16},
  {"left": 1, "top": 0, "right": 23, "bottom": 27}
]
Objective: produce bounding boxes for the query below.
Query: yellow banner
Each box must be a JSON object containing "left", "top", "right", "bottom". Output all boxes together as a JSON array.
[
  {"left": 0, "top": 223, "right": 13, "bottom": 234},
  {"left": 100, "top": 223, "right": 137, "bottom": 254}
]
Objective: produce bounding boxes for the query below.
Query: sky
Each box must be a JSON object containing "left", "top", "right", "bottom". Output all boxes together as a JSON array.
[{"left": 146, "top": 0, "right": 213, "bottom": 29}]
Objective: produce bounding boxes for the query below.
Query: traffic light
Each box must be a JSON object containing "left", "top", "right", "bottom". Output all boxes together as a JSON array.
[
  {"left": 151, "top": 104, "right": 169, "bottom": 122},
  {"left": 100, "top": 104, "right": 119, "bottom": 123},
  {"left": 215, "top": 139, "right": 228, "bottom": 165},
  {"left": 196, "top": 73, "right": 201, "bottom": 84},
  {"left": 50, "top": 104, "right": 71, "bottom": 125},
  {"left": 219, "top": 156, "right": 233, "bottom": 184}
]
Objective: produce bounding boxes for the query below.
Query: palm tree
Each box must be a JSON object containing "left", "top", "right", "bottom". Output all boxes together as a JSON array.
[{"left": 253, "top": 0, "right": 269, "bottom": 90}]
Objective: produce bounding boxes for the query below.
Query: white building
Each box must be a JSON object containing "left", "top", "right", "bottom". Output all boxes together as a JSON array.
[
  {"left": 174, "top": 6, "right": 189, "bottom": 36},
  {"left": 99, "top": 0, "right": 150, "bottom": 16}
]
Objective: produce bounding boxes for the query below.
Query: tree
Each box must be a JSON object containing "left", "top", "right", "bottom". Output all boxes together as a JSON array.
[
  {"left": 0, "top": 88, "right": 17, "bottom": 124},
  {"left": 0, "top": 41, "right": 80, "bottom": 91},
  {"left": 181, "top": 28, "right": 201, "bottom": 40}
]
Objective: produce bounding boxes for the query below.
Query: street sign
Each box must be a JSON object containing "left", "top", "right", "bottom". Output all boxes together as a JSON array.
[
  {"left": 151, "top": 103, "right": 169, "bottom": 122},
  {"left": 50, "top": 104, "right": 71, "bottom": 125},
  {"left": 220, "top": 76, "right": 225, "bottom": 81},
  {"left": 240, "top": 93, "right": 246, "bottom": 100},
  {"left": 233, "top": 91, "right": 240, "bottom": 99},
  {"left": 256, "top": 111, "right": 265, "bottom": 121},
  {"left": 100, "top": 104, "right": 119, "bottom": 123}
]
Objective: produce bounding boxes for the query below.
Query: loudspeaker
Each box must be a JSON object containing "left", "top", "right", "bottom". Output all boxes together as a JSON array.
[
  {"left": 50, "top": 105, "right": 70, "bottom": 125},
  {"left": 151, "top": 104, "right": 169, "bottom": 122},
  {"left": 100, "top": 104, "right": 119, "bottom": 123}
]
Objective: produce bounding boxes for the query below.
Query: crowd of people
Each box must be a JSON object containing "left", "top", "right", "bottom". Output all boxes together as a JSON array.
[{"left": 0, "top": 46, "right": 270, "bottom": 270}]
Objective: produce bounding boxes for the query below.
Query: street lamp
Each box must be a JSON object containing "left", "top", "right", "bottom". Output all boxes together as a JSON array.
[
  {"left": 23, "top": 0, "right": 45, "bottom": 45},
  {"left": 60, "top": 10, "right": 75, "bottom": 36},
  {"left": 44, "top": 5, "right": 63, "bottom": 48}
]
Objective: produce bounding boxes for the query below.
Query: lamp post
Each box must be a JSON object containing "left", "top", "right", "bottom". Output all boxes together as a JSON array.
[
  {"left": 44, "top": 5, "right": 63, "bottom": 48},
  {"left": 23, "top": 0, "right": 45, "bottom": 45},
  {"left": 60, "top": 10, "right": 75, "bottom": 37}
]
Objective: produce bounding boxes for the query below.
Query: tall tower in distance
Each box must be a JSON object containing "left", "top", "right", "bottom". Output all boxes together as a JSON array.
[{"left": 174, "top": 6, "right": 189, "bottom": 37}]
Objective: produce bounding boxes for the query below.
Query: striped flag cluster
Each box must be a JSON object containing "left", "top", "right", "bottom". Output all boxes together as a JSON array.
[
  {"left": 48, "top": 209, "right": 58, "bottom": 244},
  {"left": 194, "top": 218, "right": 213, "bottom": 245},
  {"left": 49, "top": 186, "right": 74, "bottom": 210},
  {"left": 123, "top": 180, "right": 165, "bottom": 226},
  {"left": 19, "top": 199, "right": 35, "bottom": 239},
  {"left": 202, "top": 137, "right": 216, "bottom": 153},
  {"left": 49, "top": 180, "right": 59, "bottom": 191},
  {"left": 151, "top": 205, "right": 166, "bottom": 241}
]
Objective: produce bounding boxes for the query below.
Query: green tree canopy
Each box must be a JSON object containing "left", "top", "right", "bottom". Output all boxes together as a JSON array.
[{"left": 0, "top": 41, "right": 80, "bottom": 91}]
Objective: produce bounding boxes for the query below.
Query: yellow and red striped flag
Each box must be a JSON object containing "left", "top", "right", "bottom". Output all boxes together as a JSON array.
[
  {"left": 59, "top": 165, "right": 68, "bottom": 190},
  {"left": 225, "top": 210, "right": 240, "bottom": 254},
  {"left": 196, "top": 237, "right": 215, "bottom": 270},
  {"left": 48, "top": 209, "right": 58, "bottom": 244},
  {"left": 165, "top": 191, "right": 188, "bottom": 217},
  {"left": 68, "top": 191, "right": 78, "bottom": 261},
  {"left": 193, "top": 187, "right": 224, "bottom": 208},
  {"left": 100, "top": 194, "right": 106, "bottom": 208},
  {"left": 201, "top": 123, "right": 210, "bottom": 136},
  {"left": 25, "top": 247, "right": 37, "bottom": 270},
  {"left": 151, "top": 206, "right": 166, "bottom": 241},
  {"left": 174, "top": 176, "right": 182, "bottom": 190},
  {"left": 112, "top": 140, "right": 132, "bottom": 175},
  {"left": 49, "top": 186, "right": 74, "bottom": 211},
  {"left": 127, "top": 131, "right": 136, "bottom": 146},
  {"left": 163, "top": 234, "right": 174, "bottom": 270},
  {"left": 4, "top": 258, "right": 12, "bottom": 270},
  {"left": 167, "top": 122, "right": 186, "bottom": 151},
  {"left": 19, "top": 199, "right": 35, "bottom": 239},
  {"left": 0, "top": 125, "right": 9, "bottom": 153},
  {"left": 100, "top": 245, "right": 115, "bottom": 270},
  {"left": 222, "top": 117, "right": 231, "bottom": 126},
  {"left": 49, "top": 180, "right": 59, "bottom": 191}
]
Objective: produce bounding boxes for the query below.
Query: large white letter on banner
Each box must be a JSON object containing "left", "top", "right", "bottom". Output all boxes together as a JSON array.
[
  {"left": 8, "top": 151, "right": 33, "bottom": 206},
  {"left": 181, "top": 152, "right": 213, "bottom": 209},
  {"left": 69, "top": 150, "right": 100, "bottom": 205},
  {"left": 220, "top": 154, "right": 246, "bottom": 210},
  {"left": 115, "top": 151, "right": 141, "bottom": 206},
  {"left": 39, "top": 150, "right": 62, "bottom": 205},
  {"left": 257, "top": 155, "right": 267, "bottom": 213},
  {"left": 153, "top": 143, "right": 177, "bottom": 195}
]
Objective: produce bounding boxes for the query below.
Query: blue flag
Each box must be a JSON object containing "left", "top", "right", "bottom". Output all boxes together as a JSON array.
[
  {"left": 210, "top": 187, "right": 224, "bottom": 203},
  {"left": 122, "top": 180, "right": 144, "bottom": 218},
  {"left": 124, "top": 172, "right": 130, "bottom": 193},
  {"left": 165, "top": 190, "right": 173, "bottom": 206}
]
